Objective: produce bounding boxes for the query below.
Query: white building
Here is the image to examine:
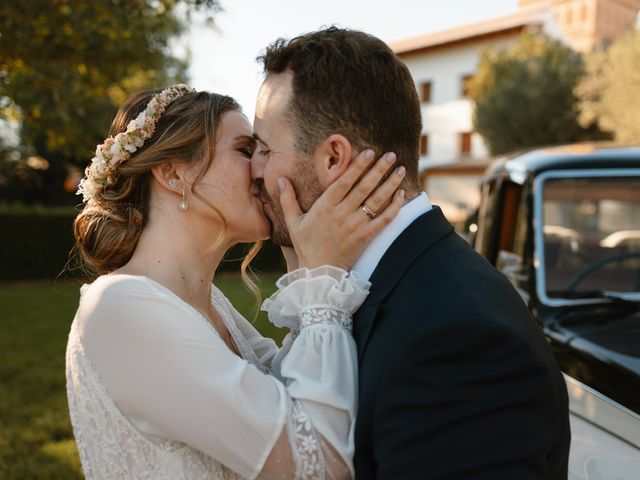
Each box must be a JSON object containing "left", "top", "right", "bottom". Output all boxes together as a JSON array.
[{"left": 391, "top": 0, "right": 640, "bottom": 166}]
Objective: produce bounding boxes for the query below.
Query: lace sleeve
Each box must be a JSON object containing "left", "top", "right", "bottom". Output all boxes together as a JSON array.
[
  {"left": 262, "top": 266, "right": 369, "bottom": 332},
  {"left": 258, "top": 398, "right": 351, "bottom": 480},
  {"left": 257, "top": 266, "right": 369, "bottom": 479}
]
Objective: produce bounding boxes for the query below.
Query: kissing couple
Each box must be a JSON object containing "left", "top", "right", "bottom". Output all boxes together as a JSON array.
[{"left": 66, "top": 27, "right": 571, "bottom": 479}]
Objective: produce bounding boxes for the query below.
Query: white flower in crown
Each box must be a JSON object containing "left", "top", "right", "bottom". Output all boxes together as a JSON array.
[
  {"left": 77, "top": 84, "right": 195, "bottom": 203},
  {"left": 93, "top": 157, "right": 107, "bottom": 175},
  {"left": 77, "top": 175, "right": 98, "bottom": 201},
  {"left": 108, "top": 141, "right": 123, "bottom": 165},
  {"left": 128, "top": 111, "right": 146, "bottom": 132}
]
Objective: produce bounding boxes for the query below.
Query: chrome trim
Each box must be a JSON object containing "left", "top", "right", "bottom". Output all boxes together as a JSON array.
[
  {"left": 533, "top": 169, "right": 640, "bottom": 307},
  {"left": 564, "top": 374, "right": 640, "bottom": 448}
]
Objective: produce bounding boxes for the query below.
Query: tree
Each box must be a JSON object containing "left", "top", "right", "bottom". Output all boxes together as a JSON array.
[
  {"left": 469, "top": 31, "right": 591, "bottom": 156},
  {"left": 0, "top": 0, "right": 219, "bottom": 203},
  {"left": 577, "top": 29, "right": 640, "bottom": 144}
]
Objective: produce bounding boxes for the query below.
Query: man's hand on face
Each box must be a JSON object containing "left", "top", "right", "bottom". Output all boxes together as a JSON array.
[{"left": 276, "top": 149, "right": 406, "bottom": 271}]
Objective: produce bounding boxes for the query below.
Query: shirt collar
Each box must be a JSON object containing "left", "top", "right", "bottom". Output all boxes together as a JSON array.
[{"left": 352, "top": 192, "right": 433, "bottom": 281}]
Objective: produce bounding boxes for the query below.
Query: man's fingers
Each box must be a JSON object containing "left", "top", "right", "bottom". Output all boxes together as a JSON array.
[
  {"left": 321, "top": 149, "right": 377, "bottom": 205},
  {"left": 277, "top": 177, "right": 303, "bottom": 229}
]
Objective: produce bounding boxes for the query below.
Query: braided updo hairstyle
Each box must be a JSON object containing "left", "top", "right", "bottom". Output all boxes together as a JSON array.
[{"left": 73, "top": 89, "right": 243, "bottom": 276}]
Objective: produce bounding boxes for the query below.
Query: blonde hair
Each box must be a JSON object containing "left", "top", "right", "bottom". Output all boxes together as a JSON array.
[{"left": 73, "top": 88, "right": 262, "bottom": 306}]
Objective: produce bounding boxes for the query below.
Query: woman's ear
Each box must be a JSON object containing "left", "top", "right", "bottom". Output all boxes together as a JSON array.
[
  {"left": 314, "top": 134, "right": 353, "bottom": 188},
  {"left": 150, "top": 162, "right": 186, "bottom": 194}
]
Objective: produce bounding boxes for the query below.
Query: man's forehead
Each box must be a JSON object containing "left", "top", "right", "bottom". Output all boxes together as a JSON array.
[{"left": 255, "top": 71, "right": 293, "bottom": 122}]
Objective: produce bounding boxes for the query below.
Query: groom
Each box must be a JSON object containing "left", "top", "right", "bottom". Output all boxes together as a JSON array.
[{"left": 251, "top": 27, "right": 570, "bottom": 479}]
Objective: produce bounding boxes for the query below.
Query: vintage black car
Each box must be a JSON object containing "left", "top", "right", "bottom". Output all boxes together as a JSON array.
[{"left": 472, "top": 144, "right": 640, "bottom": 479}]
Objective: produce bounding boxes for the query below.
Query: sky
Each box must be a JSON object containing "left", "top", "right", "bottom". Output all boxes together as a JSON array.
[{"left": 184, "top": 0, "right": 519, "bottom": 120}]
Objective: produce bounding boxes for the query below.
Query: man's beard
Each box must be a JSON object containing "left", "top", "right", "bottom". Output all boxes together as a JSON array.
[{"left": 256, "top": 168, "right": 323, "bottom": 247}]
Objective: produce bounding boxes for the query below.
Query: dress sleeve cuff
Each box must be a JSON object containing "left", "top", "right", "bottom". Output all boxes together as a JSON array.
[{"left": 261, "top": 266, "right": 370, "bottom": 331}]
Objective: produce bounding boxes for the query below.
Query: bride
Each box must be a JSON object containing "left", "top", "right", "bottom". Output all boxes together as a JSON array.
[{"left": 66, "top": 84, "right": 406, "bottom": 479}]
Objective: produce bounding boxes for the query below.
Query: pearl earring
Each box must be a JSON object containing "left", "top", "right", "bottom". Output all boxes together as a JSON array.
[
  {"left": 168, "top": 180, "right": 177, "bottom": 189},
  {"left": 178, "top": 188, "right": 189, "bottom": 212}
]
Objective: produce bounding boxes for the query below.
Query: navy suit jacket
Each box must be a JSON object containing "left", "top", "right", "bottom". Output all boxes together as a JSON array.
[{"left": 353, "top": 207, "right": 570, "bottom": 479}]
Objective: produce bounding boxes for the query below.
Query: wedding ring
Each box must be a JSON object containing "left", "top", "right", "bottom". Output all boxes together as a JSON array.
[{"left": 361, "top": 203, "right": 377, "bottom": 219}]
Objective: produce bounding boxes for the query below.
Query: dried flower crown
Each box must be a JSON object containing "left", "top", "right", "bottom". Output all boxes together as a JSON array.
[{"left": 77, "top": 84, "right": 196, "bottom": 203}]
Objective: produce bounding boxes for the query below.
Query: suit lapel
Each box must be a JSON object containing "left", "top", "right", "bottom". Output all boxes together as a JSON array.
[
  {"left": 353, "top": 302, "right": 380, "bottom": 364},
  {"left": 353, "top": 207, "right": 454, "bottom": 363}
]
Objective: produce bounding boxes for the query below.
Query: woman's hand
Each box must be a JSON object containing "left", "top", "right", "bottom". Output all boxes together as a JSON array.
[
  {"left": 280, "top": 246, "right": 299, "bottom": 272},
  {"left": 277, "top": 149, "right": 406, "bottom": 271}
]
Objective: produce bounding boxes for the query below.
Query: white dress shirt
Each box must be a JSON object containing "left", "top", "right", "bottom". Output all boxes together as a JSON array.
[{"left": 352, "top": 192, "right": 433, "bottom": 281}]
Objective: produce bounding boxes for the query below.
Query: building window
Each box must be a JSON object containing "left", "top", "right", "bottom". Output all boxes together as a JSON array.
[
  {"left": 421, "top": 81, "right": 432, "bottom": 103},
  {"left": 566, "top": 7, "right": 573, "bottom": 25},
  {"left": 460, "top": 132, "right": 472, "bottom": 156},
  {"left": 461, "top": 75, "right": 474, "bottom": 97},
  {"left": 420, "top": 134, "right": 429, "bottom": 156}
]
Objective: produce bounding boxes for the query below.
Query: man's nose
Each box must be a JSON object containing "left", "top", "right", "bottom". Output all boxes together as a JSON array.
[{"left": 250, "top": 153, "right": 266, "bottom": 181}]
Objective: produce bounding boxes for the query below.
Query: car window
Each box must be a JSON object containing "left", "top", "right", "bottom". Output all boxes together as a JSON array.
[
  {"left": 475, "top": 179, "right": 500, "bottom": 261},
  {"left": 541, "top": 176, "right": 640, "bottom": 297}
]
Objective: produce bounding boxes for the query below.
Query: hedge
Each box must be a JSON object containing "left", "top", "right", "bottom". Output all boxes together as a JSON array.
[{"left": 0, "top": 207, "right": 285, "bottom": 281}]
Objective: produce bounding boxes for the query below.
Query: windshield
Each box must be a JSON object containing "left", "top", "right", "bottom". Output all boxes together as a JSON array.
[{"left": 541, "top": 175, "right": 640, "bottom": 299}]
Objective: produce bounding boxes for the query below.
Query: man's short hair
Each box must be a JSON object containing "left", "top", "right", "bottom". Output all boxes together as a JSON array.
[{"left": 258, "top": 26, "right": 422, "bottom": 188}]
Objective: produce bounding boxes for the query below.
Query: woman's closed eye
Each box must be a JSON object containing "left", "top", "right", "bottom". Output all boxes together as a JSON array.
[
  {"left": 236, "top": 146, "right": 254, "bottom": 159},
  {"left": 233, "top": 134, "right": 257, "bottom": 159}
]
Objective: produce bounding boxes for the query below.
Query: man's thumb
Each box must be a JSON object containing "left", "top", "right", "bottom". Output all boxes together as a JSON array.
[{"left": 278, "top": 177, "right": 302, "bottom": 227}]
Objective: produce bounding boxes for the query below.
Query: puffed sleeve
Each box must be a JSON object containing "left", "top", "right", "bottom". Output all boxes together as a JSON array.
[
  {"left": 260, "top": 266, "right": 369, "bottom": 478},
  {"left": 78, "top": 270, "right": 367, "bottom": 479}
]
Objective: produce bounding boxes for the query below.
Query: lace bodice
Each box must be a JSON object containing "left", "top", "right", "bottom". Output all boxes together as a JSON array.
[
  {"left": 66, "top": 267, "right": 368, "bottom": 479},
  {"left": 67, "top": 322, "right": 242, "bottom": 479}
]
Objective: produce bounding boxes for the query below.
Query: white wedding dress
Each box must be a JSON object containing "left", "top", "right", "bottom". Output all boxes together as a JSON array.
[{"left": 65, "top": 266, "right": 368, "bottom": 479}]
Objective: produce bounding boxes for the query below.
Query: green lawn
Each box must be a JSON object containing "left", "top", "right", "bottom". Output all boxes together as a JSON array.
[{"left": 0, "top": 273, "right": 285, "bottom": 479}]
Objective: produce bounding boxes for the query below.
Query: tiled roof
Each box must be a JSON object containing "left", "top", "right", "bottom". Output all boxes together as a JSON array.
[{"left": 390, "top": 6, "right": 547, "bottom": 56}]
